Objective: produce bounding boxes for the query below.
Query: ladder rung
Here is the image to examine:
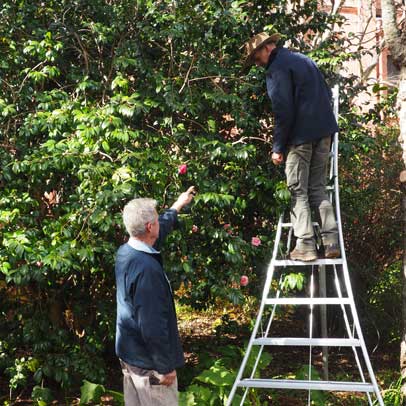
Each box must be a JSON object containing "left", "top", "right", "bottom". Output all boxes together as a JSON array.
[
  {"left": 280, "top": 220, "right": 337, "bottom": 227},
  {"left": 252, "top": 337, "right": 360, "bottom": 347},
  {"left": 273, "top": 258, "right": 343, "bottom": 266},
  {"left": 281, "top": 222, "right": 320, "bottom": 227},
  {"left": 237, "top": 379, "right": 374, "bottom": 392},
  {"left": 265, "top": 297, "right": 351, "bottom": 305}
]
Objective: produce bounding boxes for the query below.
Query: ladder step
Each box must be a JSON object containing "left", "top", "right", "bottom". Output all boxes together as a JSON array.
[
  {"left": 281, "top": 222, "right": 320, "bottom": 227},
  {"left": 252, "top": 337, "right": 360, "bottom": 347},
  {"left": 273, "top": 258, "right": 343, "bottom": 266},
  {"left": 281, "top": 220, "right": 336, "bottom": 227},
  {"left": 237, "top": 379, "right": 374, "bottom": 392},
  {"left": 265, "top": 297, "right": 351, "bottom": 305}
]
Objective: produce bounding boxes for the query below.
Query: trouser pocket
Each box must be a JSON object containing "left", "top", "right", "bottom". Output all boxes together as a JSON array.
[{"left": 285, "top": 160, "right": 299, "bottom": 192}]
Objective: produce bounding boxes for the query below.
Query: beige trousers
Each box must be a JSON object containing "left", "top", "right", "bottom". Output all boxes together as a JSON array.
[{"left": 120, "top": 360, "right": 178, "bottom": 406}]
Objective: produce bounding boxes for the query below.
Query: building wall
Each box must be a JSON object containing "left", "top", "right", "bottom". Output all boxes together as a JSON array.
[{"left": 337, "top": 0, "right": 401, "bottom": 86}]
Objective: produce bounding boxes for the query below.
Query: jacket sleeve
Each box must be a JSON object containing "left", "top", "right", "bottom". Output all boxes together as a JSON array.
[
  {"left": 135, "top": 268, "right": 175, "bottom": 374},
  {"left": 266, "top": 69, "right": 295, "bottom": 154},
  {"left": 153, "top": 209, "right": 178, "bottom": 251}
]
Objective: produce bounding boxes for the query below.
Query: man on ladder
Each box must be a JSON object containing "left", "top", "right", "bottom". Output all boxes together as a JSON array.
[
  {"left": 243, "top": 32, "right": 341, "bottom": 261},
  {"left": 227, "top": 33, "right": 384, "bottom": 406}
]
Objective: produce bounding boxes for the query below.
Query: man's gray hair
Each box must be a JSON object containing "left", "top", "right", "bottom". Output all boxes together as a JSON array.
[{"left": 123, "top": 198, "right": 158, "bottom": 237}]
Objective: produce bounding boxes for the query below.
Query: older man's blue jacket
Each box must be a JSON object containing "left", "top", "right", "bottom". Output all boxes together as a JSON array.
[
  {"left": 115, "top": 209, "right": 184, "bottom": 374},
  {"left": 265, "top": 47, "right": 339, "bottom": 153}
]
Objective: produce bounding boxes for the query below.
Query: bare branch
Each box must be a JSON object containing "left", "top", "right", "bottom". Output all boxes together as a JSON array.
[{"left": 179, "top": 55, "right": 196, "bottom": 94}]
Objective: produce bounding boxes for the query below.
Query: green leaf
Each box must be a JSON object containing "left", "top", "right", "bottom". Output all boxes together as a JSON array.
[
  {"left": 183, "top": 262, "right": 192, "bottom": 273},
  {"left": 80, "top": 380, "right": 105, "bottom": 405},
  {"left": 31, "top": 386, "right": 54, "bottom": 405},
  {"left": 195, "top": 362, "right": 234, "bottom": 387},
  {"left": 101, "top": 140, "right": 110, "bottom": 152}
]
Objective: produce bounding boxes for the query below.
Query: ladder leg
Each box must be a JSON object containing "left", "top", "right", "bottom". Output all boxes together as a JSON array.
[
  {"left": 227, "top": 217, "right": 285, "bottom": 406},
  {"left": 307, "top": 268, "right": 315, "bottom": 406},
  {"left": 332, "top": 107, "right": 384, "bottom": 405},
  {"left": 319, "top": 265, "right": 329, "bottom": 380},
  {"left": 227, "top": 284, "right": 271, "bottom": 405},
  {"left": 226, "top": 281, "right": 272, "bottom": 405},
  {"left": 240, "top": 276, "right": 284, "bottom": 404},
  {"left": 286, "top": 226, "right": 293, "bottom": 256},
  {"left": 338, "top": 265, "right": 384, "bottom": 406},
  {"left": 333, "top": 266, "right": 375, "bottom": 406}
]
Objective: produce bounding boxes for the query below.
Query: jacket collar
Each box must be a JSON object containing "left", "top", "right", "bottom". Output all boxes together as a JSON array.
[
  {"left": 266, "top": 46, "right": 281, "bottom": 70},
  {"left": 128, "top": 237, "right": 160, "bottom": 254}
]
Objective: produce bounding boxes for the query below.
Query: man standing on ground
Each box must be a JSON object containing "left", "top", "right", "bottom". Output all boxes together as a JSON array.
[
  {"left": 115, "top": 186, "right": 195, "bottom": 405},
  {"left": 242, "top": 32, "right": 340, "bottom": 261}
]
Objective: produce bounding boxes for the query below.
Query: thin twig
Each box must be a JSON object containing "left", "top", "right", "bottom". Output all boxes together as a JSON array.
[
  {"left": 18, "top": 61, "right": 46, "bottom": 93},
  {"left": 179, "top": 55, "right": 196, "bottom": 94},
  {"left": 72, "top": 31, "right": 90, "bottom": 73},
  {"left": 232, "top": 136, "right": 271, "bottom": 145},
  {"left": 98, "top": 151, "right": 114, "bottom": 161}
]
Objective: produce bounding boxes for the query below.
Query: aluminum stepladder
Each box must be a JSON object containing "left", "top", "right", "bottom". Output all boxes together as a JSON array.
[{"left": 226, "top": 86, "right": 385, "bottom": 406}]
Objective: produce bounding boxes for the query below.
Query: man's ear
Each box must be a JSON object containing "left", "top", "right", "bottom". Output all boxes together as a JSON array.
[
  {"left": 266, "top": 43, "right": 275, "bottom": 52},
  {"left": 145, "top": 222, "right": 152, "bottom": 233}
]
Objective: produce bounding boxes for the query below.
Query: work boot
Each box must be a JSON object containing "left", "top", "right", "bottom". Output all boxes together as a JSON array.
[
  {"left": 324, "top": 243, "right": 341, "bottom": 259},
  {"left": 289, "top": 247, "right": 318, "bottom": 262}
]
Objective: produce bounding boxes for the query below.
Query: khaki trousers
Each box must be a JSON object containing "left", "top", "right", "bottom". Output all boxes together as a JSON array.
[
  {"left": 120, "top": 360, "right": 178, "bottom": 406},
  {"left": 285, "top": 136, "right": 338, "bottom": 250}
]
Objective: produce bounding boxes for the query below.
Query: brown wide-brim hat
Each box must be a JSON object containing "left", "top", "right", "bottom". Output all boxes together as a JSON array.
[{"left": 242, "top": 32, "right": 281, "bottom": 71}]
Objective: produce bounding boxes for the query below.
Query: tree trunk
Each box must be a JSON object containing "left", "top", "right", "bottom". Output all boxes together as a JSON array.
[
  {"left": 399, "top": 69, "right": 406, "bottom": 169},
  {"left": 380, "top": 0, "right": 406, "bottom": 395},
  {"left": 401, "top": 177, "right": 406, "bottom": 401},
  {"left": 380, "top": 0, "right": 406, "bottom": 67},
  {"left": 399, "top": 70, "right": 406, "bottom": 399}
]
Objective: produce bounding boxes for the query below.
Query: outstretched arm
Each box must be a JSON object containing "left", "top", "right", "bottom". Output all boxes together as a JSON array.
[
  {"left": 153, "top": 186, "right": 196, "bottom": 250},
  {"left": 170, "top": 186, "right": 196, "bottom": 212}
]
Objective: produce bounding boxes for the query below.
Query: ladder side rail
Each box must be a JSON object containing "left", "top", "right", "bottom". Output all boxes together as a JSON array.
[
  {"left": 319, "top": 265, "right": 329, "bottom": 380},
  {"left": 320, "top": 86, "right": 338, "bottom": 383},
  {"left": 226, "top": 216, "right": 285, "bottom": 405},
  {"left": 333, "top": 266, "right": 373, "bottom": 406},
  {"left": 332, "top": 98, "right": 384, "bottom": 405},
  {"left": 307, "top": 268, "right": 316, "bottom": 406},
  {"left": 240, "top": 277, "right": 284, "bottom": 404},
  {"left": 328, "top": 85, "right": 339, "bottom": 199}
]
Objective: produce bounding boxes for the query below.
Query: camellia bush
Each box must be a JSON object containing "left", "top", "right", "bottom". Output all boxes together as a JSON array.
[{"left": 0, "top": 0, "right": 360, "bottom": 397}]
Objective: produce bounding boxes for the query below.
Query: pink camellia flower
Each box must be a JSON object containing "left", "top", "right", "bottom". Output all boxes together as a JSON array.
[
  {"left": 240, "top": 275, "right": 249, "bottom": 287},
  {"left": 178, "top": 164, "right": 187, "bottom": 175},
  {"left": 192, "top": 225, "right": 199, "bottom": 233},
  {"left": 223, "top": 224, "right": 233, "bottom": 235},
  {"left": 251, "top": 236, "right": 261, "bottom": 247},
  {"left": 223, "top": 223, "right": 233, "bottom": 234}
]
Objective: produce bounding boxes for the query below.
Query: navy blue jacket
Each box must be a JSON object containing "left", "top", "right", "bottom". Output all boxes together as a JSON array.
[
  {"left": 115, "top": 209, "right": 184, "bottom": 374},
  {"left": 265, "top": 47, "right": 339, "bottom": 153}
]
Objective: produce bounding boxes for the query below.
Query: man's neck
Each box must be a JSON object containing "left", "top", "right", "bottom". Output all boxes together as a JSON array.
[{"left": 132, "top": 235, "right": 155, "bottom": 247}]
